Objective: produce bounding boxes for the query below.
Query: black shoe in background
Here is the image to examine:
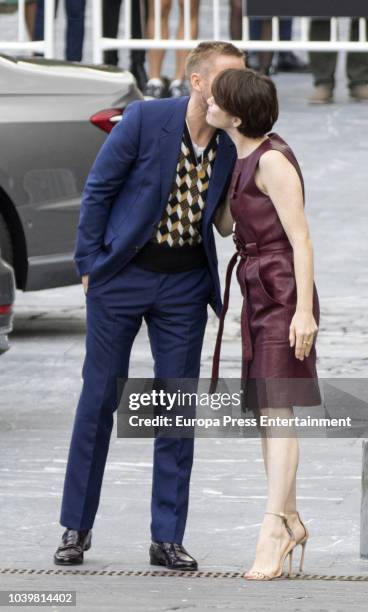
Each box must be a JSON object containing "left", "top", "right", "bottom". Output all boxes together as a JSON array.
[
  {"left": 54, "top": 529, "right": 92, "bottom": 565},
  {"left": 277, "top": 51, "right": 310, "bottom": 72},
  {"left": 150, "top": 541, "right": 198, "bottom": 571}
]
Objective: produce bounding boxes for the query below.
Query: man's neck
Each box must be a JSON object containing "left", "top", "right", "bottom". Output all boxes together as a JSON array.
[{"left": 186, "top": 96, "right": 216, "bottom": 147}]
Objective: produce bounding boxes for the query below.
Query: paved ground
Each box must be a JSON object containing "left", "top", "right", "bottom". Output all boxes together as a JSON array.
[{"left": 1, "top": 3, "right": 368, "bottom": 611}]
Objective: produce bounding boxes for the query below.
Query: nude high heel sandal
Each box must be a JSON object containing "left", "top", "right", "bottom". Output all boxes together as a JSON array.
[
  {"left": 285, "top": 511, "right": 309, "bottom": 573},
  {"left": 243, "top": 512, "right": 297, "bottom": 581}
]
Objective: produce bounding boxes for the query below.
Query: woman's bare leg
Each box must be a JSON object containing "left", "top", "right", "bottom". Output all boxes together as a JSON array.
[
  {"left": 25, "top": 1, "right": 38, "bottom": 39},
  {"left": 261, "top": 422, "right": 307, "bottom": 543},
  {"left": 258, "top": 19, "right": 274, "bottom": 75},
  {"left": 174, "top": 0, "right": 200, "bottom": 80},
  {"left": 245, "top": 408, "right": 298, "bottom": 577},
  {"left": 229, "top": 0, "right": 242, "bottom": 40},
  {"left": 146, "top": 0, "right": 172, "bottom": 79}
]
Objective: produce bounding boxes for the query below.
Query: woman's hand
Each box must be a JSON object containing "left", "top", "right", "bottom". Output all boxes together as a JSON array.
[{"left": 289, "top": 310, "right": 318, "bottom": 361}]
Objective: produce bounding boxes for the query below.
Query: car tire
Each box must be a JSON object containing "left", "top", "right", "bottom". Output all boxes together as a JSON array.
[{"left": 0, "top": 214, "right": 13, "bottom": 266}]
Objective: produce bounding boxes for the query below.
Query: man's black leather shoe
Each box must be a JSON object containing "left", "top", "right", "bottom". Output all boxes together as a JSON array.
[
  {"left": 149, "top": 541, "right": 198, "bottom": 571},
  {"left": 54, "top": 529, "right": 92, "bottom": 565}
]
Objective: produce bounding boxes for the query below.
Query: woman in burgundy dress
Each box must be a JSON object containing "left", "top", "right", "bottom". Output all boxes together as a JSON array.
[{"left": 206, "top": 69, "right": 320, "bottom": 580}]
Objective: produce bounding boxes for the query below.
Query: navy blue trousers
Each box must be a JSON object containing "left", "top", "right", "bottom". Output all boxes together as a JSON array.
[
  {"left": 60, "top": 262, "right": 212, "bottom": 543},
  {"left": 249, "top": 18, "right": 292, "bottom": 41},
  {"left": 34, "top": 0, "right": 86, "bottom": 62}
]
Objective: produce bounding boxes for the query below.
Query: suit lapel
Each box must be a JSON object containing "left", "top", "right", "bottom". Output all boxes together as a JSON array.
[{"left": 159, "top": 96, "right": 189, "bottom": 209}]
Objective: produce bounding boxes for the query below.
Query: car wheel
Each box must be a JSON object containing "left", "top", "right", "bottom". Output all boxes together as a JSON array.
[{"left": 0, "top": 214, "right": 13, "bottom": 266}]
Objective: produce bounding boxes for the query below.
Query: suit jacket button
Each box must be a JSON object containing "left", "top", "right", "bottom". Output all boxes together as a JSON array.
[{"left": 135, "top": 246, "right": 140, "bottom": 252}]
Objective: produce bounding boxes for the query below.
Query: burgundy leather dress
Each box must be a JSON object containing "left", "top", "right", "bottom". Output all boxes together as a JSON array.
[{"left": 211, "top": 133, "right": 321, "bottom": 411}]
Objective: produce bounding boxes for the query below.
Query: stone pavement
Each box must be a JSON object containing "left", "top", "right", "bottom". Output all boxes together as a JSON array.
[{"left": 1, "top": 3, "right": 368, "bottom": 611}]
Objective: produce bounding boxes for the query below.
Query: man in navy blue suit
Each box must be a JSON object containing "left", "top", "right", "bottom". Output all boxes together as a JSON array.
[{"left": 54, "top": 41, "right": 245, "bottom": 569}]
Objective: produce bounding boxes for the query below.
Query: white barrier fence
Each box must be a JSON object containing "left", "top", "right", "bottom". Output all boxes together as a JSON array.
[
  {"left": 91, "top": 0, "right": 368, "bottom": 65},
  {"left": 0, "top": 0, "right": 55, "bottom": 57},
  {"left": 0, "top": 0, "right": 367, "bottom": 63}
]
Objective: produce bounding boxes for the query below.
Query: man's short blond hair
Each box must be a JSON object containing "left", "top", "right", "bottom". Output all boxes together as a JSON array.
[{"left": 185, "top": 41, "right": 244, "bottom": 78}]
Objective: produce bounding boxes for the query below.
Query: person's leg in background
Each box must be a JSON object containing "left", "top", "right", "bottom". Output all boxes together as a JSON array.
[
  {"left": 65, "top": 0, "right": 86, "bottom": 62},
  {"left": 25, "top": 0, "right": 38, "bottom": 40},
  {"left": 309, "top": 19, "right": 337, "bottom": 103},
  {"left": 130, "top": 0, "right": 148, "bottom": 91},
  {"left": 33, "top": 0, "right": 59, "bottom": 46},
  {"left": 228, "top": 0, "right": 248, "bottom": 67},
  {"left": 347, "top": 18, "right": 368, "bottom": 101},
  {"left": 258, "top": 20, "right": 273, "bottom": 76},
  {"left": 101, "top": 0, "right": 148, "bottom": 91},
  {"left": 246, "top": 17, "right": 261, "bottom": 71},
  {"left": 102, "top": 0, "right": 122, "bottom": 66},
  {"left": 33, "top": 0, "right": 44, "bottom": 44},
  {"left": 247, "top": 18, "right": 274, "bottom": 75},
  {"left": 169, "top": 0, "right": 200, "bottom": 97},
  {"left": 243, "top": 16, "right": 308, "bottom": 74},
  {"left": 33, "top": 0, "right": 85, "bottom": 62},
  {"left": 147, "top": 267, "right": 211, "bottom": 568},
  {"left": 144, "top": 0, "right": 172, "bottom": 98},
  {"left": 229, "top": 0, "right": 242, "bottom": 40},
  {"left": 277, "top": 18, "right": 309, "bottom": 72},
  {"left": 279, "top": 18, "right": 292, "bottom": 40}
]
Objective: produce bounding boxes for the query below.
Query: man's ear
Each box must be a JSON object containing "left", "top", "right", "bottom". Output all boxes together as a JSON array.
[{"left": 190, "top": 72, "right": 201, "bottom": 92}]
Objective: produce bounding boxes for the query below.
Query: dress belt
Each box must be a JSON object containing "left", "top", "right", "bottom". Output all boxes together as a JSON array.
[{"left": 209, "top": 234, "right": 292, "bottom": 393}]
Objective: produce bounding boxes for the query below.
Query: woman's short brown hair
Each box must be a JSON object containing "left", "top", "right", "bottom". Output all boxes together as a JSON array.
[{"left": 211, "top": 68, "right": 279, "bottom": 138}]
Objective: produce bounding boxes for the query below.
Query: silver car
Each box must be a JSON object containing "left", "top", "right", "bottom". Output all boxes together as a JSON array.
[{"left": 0, "top": 54, "right": 142, "bottom": 291}]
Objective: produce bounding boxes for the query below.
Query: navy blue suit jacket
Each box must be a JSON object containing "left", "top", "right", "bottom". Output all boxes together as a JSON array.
[{"left": 74, "top": 96, "right": 237, "bottom": 316}]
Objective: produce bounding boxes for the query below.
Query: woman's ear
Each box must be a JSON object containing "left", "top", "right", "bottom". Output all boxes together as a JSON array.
[{"left": 232, "top": 117, "right": 242, "bottom": 128}]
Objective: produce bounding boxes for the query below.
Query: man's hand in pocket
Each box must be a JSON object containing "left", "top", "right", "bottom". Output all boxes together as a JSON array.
[{"left": 82, "top": 274, "right": 89, "bottom": 295}]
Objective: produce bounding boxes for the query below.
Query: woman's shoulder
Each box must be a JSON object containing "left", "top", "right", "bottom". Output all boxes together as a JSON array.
[
  {"left": 258, "top": 148, "right": 292, "bottom": 176},
  {"left": 267, "top": 132, "right": 293, "bottom": 153},
  {"left": 260, "top": 133, "right": 299, "bottom": 165},
  {"left": 258, "top": 134, "right": 305, "bottom": 193}
]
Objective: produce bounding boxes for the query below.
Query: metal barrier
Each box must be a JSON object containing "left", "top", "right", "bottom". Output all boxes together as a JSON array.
[
  {"left": 2, "top": 1, "right": 365, "bottom": 63},
  {"left": 91, "top": 0, "right": 368, "bottom": 65},
  {"left": 0, "top": 0, "right": 55, "bottom": 57}
]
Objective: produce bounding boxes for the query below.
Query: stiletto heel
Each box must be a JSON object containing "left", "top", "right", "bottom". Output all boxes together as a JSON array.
[
  {"left": 299, "top": 540, "right": 307, "bottom": 572},
  {"left": 285, "top": 511, "right": 309, "bottom": 574},
  {"left": 288, "top": 548, "right": 293, "bottom": 576},
  {"left": 243, "top": 512, "right": 297, "bottom": 581}
]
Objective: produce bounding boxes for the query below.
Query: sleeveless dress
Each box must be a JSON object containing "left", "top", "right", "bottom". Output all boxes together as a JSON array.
[{"left": 211, "top": 133, "right": 321, "bottom": 411}]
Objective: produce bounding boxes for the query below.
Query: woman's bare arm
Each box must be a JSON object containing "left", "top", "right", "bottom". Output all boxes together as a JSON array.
[
  {"left": 256, "top": 150, "right": 318, "bottom": 360},
  {"left": 213, "top": 193, "right": 234, "bottom": 237}
]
